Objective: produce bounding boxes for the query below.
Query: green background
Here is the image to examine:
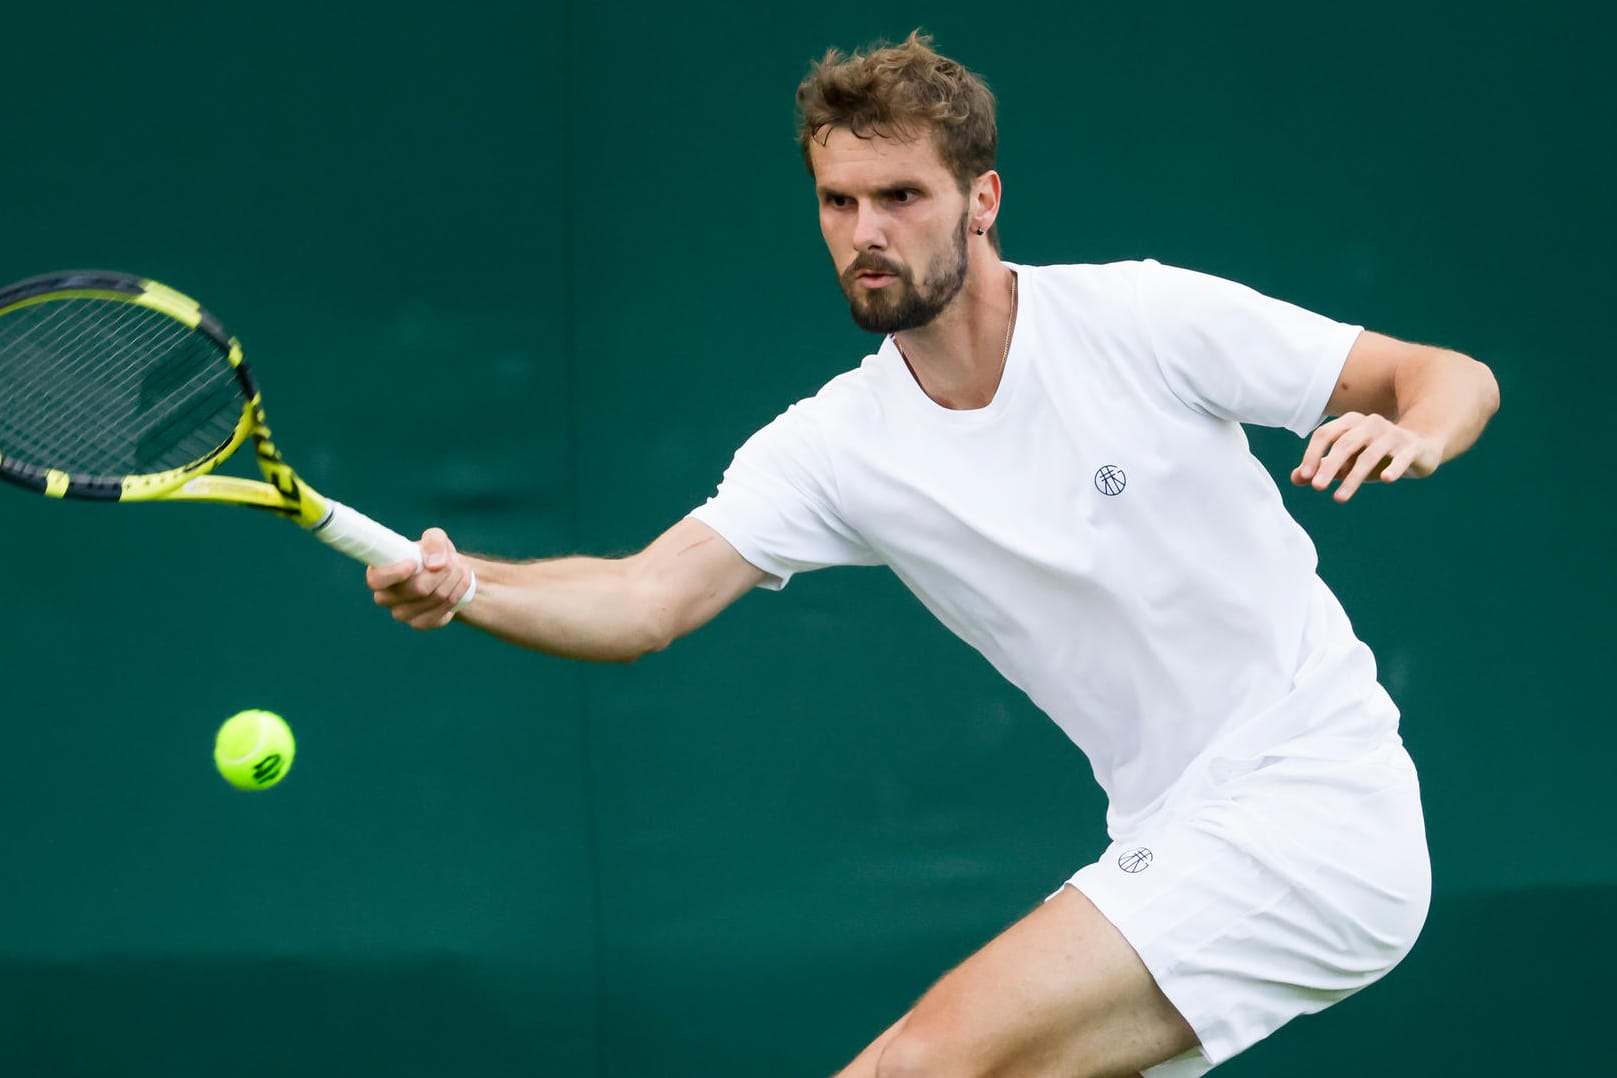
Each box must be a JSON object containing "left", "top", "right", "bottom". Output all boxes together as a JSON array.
[{"left": 0, "top": 2, "right": 1609, "bottom": 1074}]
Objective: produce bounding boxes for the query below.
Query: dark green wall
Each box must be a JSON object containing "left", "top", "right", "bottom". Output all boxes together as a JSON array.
[{"left": 1, "top": 2, "right": 1608, "bottom": 1075}]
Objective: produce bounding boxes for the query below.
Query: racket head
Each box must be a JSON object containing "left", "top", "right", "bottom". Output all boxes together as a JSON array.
[{"left": 0, "top": 270, "right": 258, "bottom": 501}]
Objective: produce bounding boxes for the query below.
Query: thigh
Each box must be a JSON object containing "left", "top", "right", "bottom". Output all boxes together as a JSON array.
[
  {"left": 873, "top": 886, "right": 1198, "bottom": 1078},
  {"left": 1072, "top": 745, "right": 1430, "bottom": 1069}
]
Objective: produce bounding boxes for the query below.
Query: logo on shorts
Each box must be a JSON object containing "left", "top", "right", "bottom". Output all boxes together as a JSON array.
[
  {"left": 1094, "top": 465, "right": 1126, "bottom": 496},
  {"left": 1117, "top": 846, "right": 1154, "bottom": 874}
]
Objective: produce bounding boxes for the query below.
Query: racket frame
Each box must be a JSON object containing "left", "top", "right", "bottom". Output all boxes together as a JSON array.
[
  {"left": 0, "top": 271, "right": 330, "bottom": 526},
  {"left": 0, "top": 270, "right": 442, "bottom": 580}
]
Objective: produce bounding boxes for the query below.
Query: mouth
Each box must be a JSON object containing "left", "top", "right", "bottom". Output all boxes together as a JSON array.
[{"left": 854, "top": 272, "right": 897, "bottom": 289}]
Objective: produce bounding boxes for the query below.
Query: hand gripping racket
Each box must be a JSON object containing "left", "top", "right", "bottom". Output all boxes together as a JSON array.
[{"left": 0, "top": 270, "right": 475, "bottom": 609}]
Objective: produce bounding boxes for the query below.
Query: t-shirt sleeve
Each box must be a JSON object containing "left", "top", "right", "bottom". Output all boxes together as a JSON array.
[
  {"left": 1134, "top": 259, "right": 1362, "bottom": 436},
  {"left": 687, "top": 401, "right": 879, "bottom": 591}
]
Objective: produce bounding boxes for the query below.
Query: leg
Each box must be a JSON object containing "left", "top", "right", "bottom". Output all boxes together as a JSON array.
[
  {"left": 839, "top": 1014, "right": 1147, "bottom": 1078},
  {"left": 861, "top": 886, "right": 1196, "bottom": 1078},
  {"left": 834, "top": 1013, "right": 908, "bottom": 1078}
]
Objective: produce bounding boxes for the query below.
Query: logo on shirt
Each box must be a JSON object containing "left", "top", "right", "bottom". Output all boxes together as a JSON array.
[
  {"left": 1117, "top": 846, "right": 1154, "bottom": 874},
  {"left": 1094, "top": 465, "right": 1127, "bottom": 496}
]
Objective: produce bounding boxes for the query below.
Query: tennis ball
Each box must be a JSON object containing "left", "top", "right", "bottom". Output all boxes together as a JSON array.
[{"left": 214, "top": 709, "right": 296, "bottom": 791}]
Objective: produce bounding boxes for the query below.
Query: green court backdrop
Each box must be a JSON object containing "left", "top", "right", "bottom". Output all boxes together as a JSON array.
[{"left": 0, "top": 2, "right": 1609, "bottom": 1075}]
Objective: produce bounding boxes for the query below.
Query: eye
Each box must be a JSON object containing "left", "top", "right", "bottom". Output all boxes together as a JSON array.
[
  {"left": 888, "top": 188, "right": 919, "bottom": 204},
  {"left": 824, "top": 193, "right": 851, "bottom": 209}
]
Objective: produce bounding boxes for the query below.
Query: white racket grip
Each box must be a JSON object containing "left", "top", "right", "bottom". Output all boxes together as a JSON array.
[
  {"left": 313, "top": 499, "right": 423, "bottom": 568},
  {"left": 313, "top": 500, "right": 479, "bottom": 616}
]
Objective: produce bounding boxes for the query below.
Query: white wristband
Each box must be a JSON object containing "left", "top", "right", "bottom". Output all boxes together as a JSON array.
[{"left": 450, "top": 570, "right": 478, "bottom": 616}]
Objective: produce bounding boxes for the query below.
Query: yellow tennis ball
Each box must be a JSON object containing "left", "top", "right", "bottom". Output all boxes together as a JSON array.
[{"left": 214, "top": 709, "right": 296, "bottom": 791}]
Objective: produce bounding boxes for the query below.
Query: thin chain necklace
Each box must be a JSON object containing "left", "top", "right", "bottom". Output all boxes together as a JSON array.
[
  {"left": 998, "top": 271, "right": 1018, "bottom": 379},
  {"left": 893, "top": 270, "right": 1018, "bottom": 404}
]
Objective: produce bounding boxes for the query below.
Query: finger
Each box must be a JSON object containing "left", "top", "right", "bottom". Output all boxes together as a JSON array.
[
  {"left": 427, "top": 567, "right": 468, "bottom": 607},
  {"left": 1304, "top": 413, "right": 1380, "bottom": 488},
  {"left": 409, "top": 608, "right": 458, "bottom": 631},
  {"left": 1379, "top": 442, "right": 1422, "bottom": 484},
  {"left": 372, "top": 567, "right": 452, "bottom": 610},
  {"left": 1297, "top": 414, "right": 1354, "bottom": 480},
  {"left": 391, "top": 603, "right": 455, "bottom": 631},
  {"left": 1312, "top": 425, "right": 1375, "bottom": 489},
  {"left": 366, "top": 558, "right": 422, "bottom": 590},
  {"left": 1334, "top": 438, "right": 1398, "bottom": 502},
  {"left": 389, "top": 593, "right": 457, "bottom": 624},
  {"left": 1296, "top": 436, "right": 1325, "bottom": 482},
  {"left": 385, "top": 564, "right": 467, "bottom": 617},
  {"left": 372, "top": 584, "right": 436, "bottom": 611}
]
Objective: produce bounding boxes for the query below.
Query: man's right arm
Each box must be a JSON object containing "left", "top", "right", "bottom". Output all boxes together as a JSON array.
[{"left": 365, "top": 517, "right": 767, "bottom": 662}]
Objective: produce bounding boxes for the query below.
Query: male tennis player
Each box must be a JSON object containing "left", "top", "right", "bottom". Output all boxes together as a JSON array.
[{"left": 369, "top": 33, "right": 1498, "bottom": 1078}]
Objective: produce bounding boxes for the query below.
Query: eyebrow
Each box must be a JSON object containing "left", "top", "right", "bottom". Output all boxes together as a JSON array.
[{"left": 817, "top": 180, "right": 929, "bottom": 200}]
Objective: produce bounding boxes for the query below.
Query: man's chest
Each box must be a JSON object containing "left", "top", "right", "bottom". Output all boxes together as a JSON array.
[{"left": 832, "top": 385, "right": 1231, "bottom": 576}]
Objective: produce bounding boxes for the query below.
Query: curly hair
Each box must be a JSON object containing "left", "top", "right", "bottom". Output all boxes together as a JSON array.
[{"left": 796, "top": 31, "right": 999, "bottom": 234}]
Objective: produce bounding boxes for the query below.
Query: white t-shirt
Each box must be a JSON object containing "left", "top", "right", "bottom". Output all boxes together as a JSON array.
[{"left": 689, "top": 260, "right": 1401, "bottom": 833}]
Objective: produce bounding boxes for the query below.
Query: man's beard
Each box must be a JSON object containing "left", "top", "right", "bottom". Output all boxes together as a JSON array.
[{"left": 839, "top": 213, "right": 970, "bottom": 334}]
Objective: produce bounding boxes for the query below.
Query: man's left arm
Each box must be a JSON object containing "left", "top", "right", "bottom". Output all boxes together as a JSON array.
[{"left": 1293, "top": 330, "right": 1500, "bottom": 502}]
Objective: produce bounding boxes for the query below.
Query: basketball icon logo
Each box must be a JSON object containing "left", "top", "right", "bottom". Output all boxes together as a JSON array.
[
  {"left": 1117, "top": 846, "right": 1153, "bottom": 874},
  {"left": 1094, "top": 465, "right": 1126, "bottom": 496}
]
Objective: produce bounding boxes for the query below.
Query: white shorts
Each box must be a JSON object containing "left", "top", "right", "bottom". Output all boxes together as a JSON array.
[{"left": 1064, "top": 740, "right": 1431, "bottom": 1076}]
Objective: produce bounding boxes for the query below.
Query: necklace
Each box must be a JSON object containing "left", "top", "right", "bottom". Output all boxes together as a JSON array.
[
  {"left": 892, "top": 270, "right": 1018, "bottom": 406},
  {"left": 999, "top": 271, "right": 1018, "bottom": 378}
]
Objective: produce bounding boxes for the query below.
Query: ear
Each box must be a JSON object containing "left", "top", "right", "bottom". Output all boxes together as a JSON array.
[{"left": 970, "top": 170, "right": 1003, "bottom": 235}]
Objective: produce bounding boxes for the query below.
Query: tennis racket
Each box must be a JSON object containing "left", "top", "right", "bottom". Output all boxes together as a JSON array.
[{"left": 0, "top": 269, "right": 475, "bottom": 608}]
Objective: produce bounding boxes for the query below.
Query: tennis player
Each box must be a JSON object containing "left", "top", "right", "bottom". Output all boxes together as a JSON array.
[{"left": 370, "top": 33, "right": 1499, "bottom": 1078}]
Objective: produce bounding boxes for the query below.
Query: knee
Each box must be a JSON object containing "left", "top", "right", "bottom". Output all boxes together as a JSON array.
[
  {"left": 875, "top": 1026, "right": 1127, "bottom": 1078},
  {"left": 874, "top": 1028, "right": 971, "bottom": 1078}
]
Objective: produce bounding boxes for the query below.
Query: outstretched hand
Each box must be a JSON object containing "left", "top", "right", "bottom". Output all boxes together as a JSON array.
[
  {"left": 366, "top": 527, "right": 476, "bottom": 629},
  {"left": 1292, "top": 412, "right": 1443, "bottom": 503}
]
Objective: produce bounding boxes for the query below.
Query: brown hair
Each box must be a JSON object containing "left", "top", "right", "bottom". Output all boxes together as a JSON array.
[{"left": 797, "top": 31, "right": 1000, "bottom": 247}]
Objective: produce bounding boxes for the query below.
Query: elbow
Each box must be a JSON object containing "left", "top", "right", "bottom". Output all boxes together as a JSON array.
[
  {"left": 591, "top": 619, "right": 672, "bottom": 664},
  {"left": 613, "top": 554, "right": 708, "bottom": 662},
  {"left": 613, "top": 586, "right": 680, "bottom": 663},
  {"left": 597, "top": 640, "right": 666, "bottom": 665},
  {"left": 1477, "top": 358, "right": 1501, "bottom": 419},
  {"left": 645, "top": 613, "right": 680, "bottom": 655},
  {"left": 622, "top": 620, "right": 677, "bottom": 663},
  {"left": 1441, "top": 348, "right": 1500, "bottom": 421}
]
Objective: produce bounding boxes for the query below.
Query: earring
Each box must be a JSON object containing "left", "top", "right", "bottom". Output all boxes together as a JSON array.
[{"left": 975, "top": 228, "right": 985, "bottom": 236}]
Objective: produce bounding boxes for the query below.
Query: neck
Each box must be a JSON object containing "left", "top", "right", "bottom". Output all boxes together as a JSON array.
[{"left": 894, "top": 259, "right": 1017, "bottom": 410}]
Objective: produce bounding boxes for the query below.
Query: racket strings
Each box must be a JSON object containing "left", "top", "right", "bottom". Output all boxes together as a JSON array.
[
  {"left": 0, "top": 301, "right": 168, "bottom": 470},
  {"left": 0, "top": 298, "right": 245, "bottom": 479},
  {"left": 18, "top": 302, "right": 188, "bottom": 462}
]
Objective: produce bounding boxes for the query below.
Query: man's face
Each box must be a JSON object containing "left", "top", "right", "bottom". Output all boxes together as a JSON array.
[{"left": 810, "top": 127, "right": 973, "bottom": 334}]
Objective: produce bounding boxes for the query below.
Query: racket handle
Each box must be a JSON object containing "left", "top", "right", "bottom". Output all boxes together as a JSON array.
[{"left": 313, "top": 500, "right": 478, "bottom": 614}]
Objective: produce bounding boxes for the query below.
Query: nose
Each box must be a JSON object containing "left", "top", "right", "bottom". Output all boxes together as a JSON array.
[{"left": 851, "top": 202, "right": 887, "bottom": 251}]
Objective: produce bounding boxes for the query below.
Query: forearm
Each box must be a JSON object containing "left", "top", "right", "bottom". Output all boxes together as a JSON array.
[
  {"left": 454, "top": 554, "right": 673, "bottom": 663},
  {"left": 1392, "top": 348, "right": 1500, "bottom": 465}
]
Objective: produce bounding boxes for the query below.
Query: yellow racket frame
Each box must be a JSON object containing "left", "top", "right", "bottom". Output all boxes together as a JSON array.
[
  {"left": 0, "top": 275, "right": 331, "bottom": 527},
  {"left": 0, "top": 269, "right": 467, "bottom": 594}
]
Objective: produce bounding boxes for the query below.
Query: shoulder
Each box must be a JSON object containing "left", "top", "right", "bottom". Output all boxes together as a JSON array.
[
  {"left": 1002, "top": 260, "right": 1165, "bottom": 351},
  {"left": 1014, "top": 260, "right": 1159, "bottom": 327},
  {"left": 735, "top": 348, "right": 896, "bottom": 462},
  {"left": 769, "top": 347, "right": 901, "bottom": 431},
  {"left": 1022, "top": 259, "right": 1313, "bottom": 337},
  {"left": 1019, "top": 258, "right": 1233, "bottom": 300},
  {"left": 1018, "top": 259, "right": 1153, "bottom": 294}
]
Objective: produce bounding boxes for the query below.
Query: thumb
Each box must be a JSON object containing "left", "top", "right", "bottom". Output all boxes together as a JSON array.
[{"left": 418, "top": 527, "right": 457, "bottom": 572}]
